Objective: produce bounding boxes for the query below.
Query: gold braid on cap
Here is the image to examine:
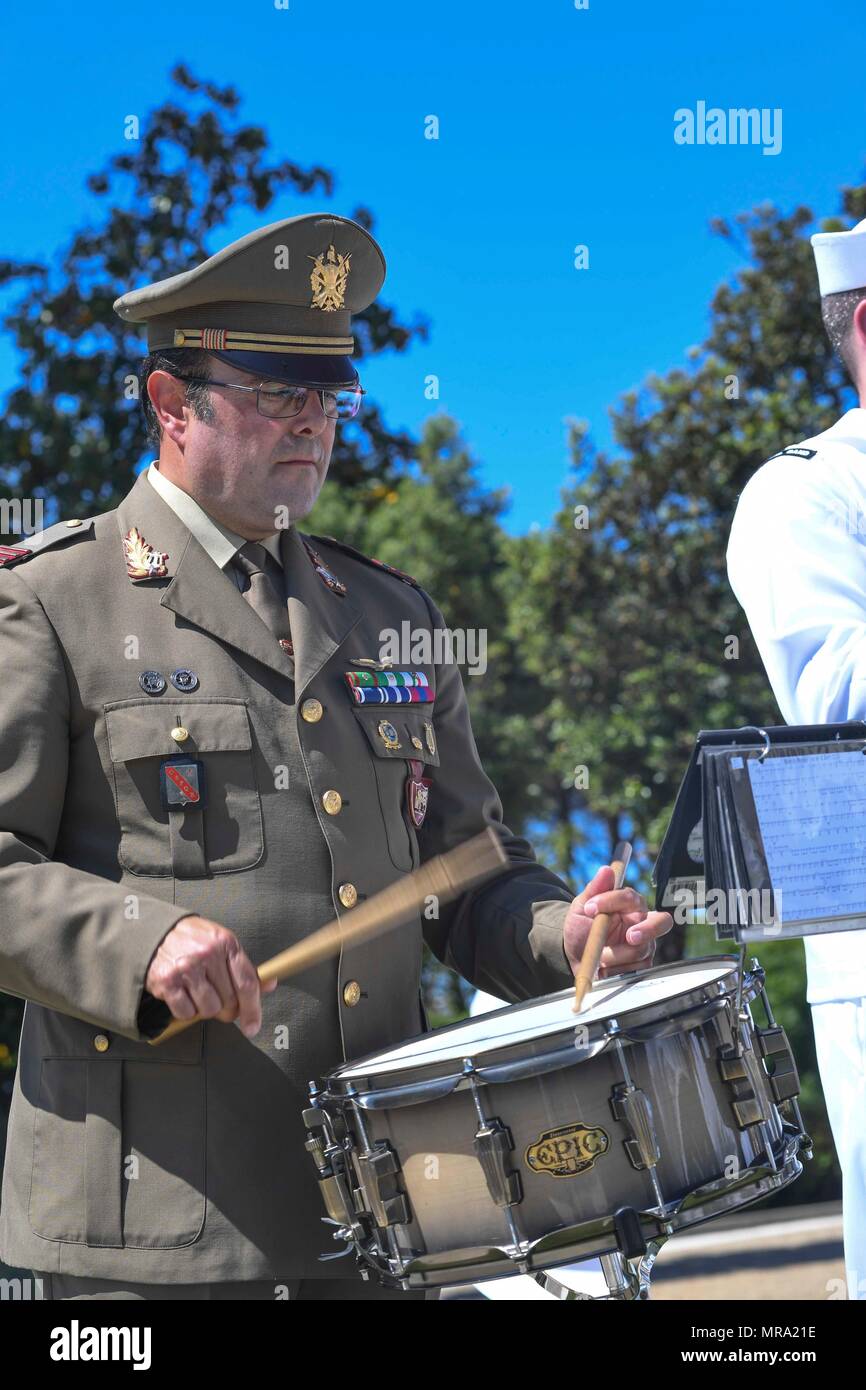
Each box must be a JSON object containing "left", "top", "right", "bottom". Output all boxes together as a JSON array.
[{"left": 173, "top": 328, "right": 354, "bottom": 355}]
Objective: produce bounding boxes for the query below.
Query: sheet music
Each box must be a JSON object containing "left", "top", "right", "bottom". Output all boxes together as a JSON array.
[{"left": 747, "top": 751, "right": 866, "bottom": 922}]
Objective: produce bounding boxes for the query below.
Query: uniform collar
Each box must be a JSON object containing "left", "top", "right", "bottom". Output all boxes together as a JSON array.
[
  {"left": 117, "top": 469, "right": 361, "bottom": 689},
  {"left": 818, "top": 408, "right": 866, "bottom": 448},
  {"left": 145, "top": 461, "right": 283, "bottom": 569}
]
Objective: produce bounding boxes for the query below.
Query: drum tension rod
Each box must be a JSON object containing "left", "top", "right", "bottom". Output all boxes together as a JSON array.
[
  {"left": 462, "top": 1058, "right": 527, "bottom": 1259},
  {"left": 608, "top": 1026, "right": 666, "bottom": 1213}
]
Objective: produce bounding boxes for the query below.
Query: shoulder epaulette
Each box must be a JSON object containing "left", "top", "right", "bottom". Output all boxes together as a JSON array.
[
  {"left": 308, "top": 533, "right": 421, "bottom": 589},
  {"left": 767, "top": 445, "right": 818, "bottom": 462},
  {"left": 0, "top": 517, "right": 94, "bottom": 570}
]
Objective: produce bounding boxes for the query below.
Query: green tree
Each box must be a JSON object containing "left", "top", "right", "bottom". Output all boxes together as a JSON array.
[{"left": 0, "top": 64, "right": 426, "bottom": 535}]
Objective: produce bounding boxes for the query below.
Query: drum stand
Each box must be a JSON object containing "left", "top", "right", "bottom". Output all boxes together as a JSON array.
[{"left": 536, "top": 1240, "right": 667, "bottom": 1300}]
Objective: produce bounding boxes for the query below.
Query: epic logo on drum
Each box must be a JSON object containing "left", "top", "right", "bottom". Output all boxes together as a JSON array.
[{"left": 525, "top": 1122, "right": 610, "bottom": 1178}]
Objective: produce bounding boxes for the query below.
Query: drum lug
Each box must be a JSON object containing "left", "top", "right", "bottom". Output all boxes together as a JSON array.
[
  {"left": 474, "top": 1117, "right": 524, "bottom": 1208},
  {"left": 462, "top": 1059, "right": 525, "bottom": 1214},
  {"left": 716, "top": 1045, "right": 766, "bottom": 1128},
  {"left": 609, "top": 1084, "right": 661, "bottom": 1172},
  {"left": 756, "top": 1025, "right": 801, "bottom": 1104},
  {"left": 353, "top": 1141, "right": 412, "bottom": 1230}
]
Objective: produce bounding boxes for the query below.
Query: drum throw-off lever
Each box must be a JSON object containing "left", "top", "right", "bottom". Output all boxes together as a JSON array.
[{"left": 302, "top": 1088, "right": 365, "bottom": 1248}]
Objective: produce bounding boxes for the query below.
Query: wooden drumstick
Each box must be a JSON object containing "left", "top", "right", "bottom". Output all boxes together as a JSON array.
[
  {"left": 148, "top": 827, "right": 509, "bottom": 1045},
  {"left": 572, "top": 840, "right": 633, "bottom": 1013}
]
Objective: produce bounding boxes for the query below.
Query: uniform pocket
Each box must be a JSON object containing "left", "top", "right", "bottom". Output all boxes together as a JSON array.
[
  {"left": 104, "top": 698, "right": 264, "bottom": 877},
  {"left": 29, "top": 1029, "right": 206, "bottom": 1249},
  {"left": 351, "top": 708, "right": 437, "bottom": 871}
]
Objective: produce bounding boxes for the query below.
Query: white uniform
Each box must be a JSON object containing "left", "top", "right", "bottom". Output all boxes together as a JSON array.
[{"left": 727, "top": 407, "right": 866, "bottom": 1298}]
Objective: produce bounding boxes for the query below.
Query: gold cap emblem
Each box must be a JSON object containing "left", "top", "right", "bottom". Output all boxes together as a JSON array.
[{"left": 308, "top": 244, "right": 351, "bottom": 312}]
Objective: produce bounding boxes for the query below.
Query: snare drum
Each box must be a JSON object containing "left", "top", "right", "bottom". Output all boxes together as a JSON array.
[{"left": 302, "top": 957, "right": 808, "bottom": 1291}]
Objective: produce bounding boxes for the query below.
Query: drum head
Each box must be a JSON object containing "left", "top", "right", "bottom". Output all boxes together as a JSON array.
[{"left": 334, "top": 956, "right": 739, "bottom": 1083}]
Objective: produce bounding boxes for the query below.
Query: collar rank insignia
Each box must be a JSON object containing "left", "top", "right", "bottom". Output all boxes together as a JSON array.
[
  {"left": 303, "top": 539, "right": 347, "bottom": 596},
  {"left": 0, "top": 544, "right": 33, "bottom": 568},
  {"left": 307, "top": 534, "right": 420, "bottom": 589},
  {"left": 124, "top": 526, "right": 169, "bottom": 580}
]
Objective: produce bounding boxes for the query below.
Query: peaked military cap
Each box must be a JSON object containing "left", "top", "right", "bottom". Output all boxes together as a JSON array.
[{"left": 113, "top": 213, "right": 386, "bottom": 387}]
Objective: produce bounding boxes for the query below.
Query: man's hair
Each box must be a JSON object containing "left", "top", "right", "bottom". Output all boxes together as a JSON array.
[
  {"left": 820, "top": 287, "right": 866, "bottom": 383},
  {"left": 138, "top": 348, "right": 216, "bottom": 447}
]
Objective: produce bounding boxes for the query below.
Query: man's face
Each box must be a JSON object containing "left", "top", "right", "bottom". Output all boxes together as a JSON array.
[{"left": 153, "top": 354, "right": 338, "bottom": 538}]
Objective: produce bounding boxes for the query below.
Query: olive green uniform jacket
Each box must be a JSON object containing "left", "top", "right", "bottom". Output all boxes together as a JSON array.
[{"left": 0, "top": 470, "right": 574, "bottom": 1281}]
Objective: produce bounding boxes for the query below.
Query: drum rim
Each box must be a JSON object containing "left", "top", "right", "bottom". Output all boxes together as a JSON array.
[{"left": 327, "top": 953, "right": 747, "bottom": 1092}]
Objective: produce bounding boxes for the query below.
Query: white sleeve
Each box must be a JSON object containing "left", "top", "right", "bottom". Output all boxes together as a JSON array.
[{"left": 726, "top": 455, "right": 866, "bottom": 725}]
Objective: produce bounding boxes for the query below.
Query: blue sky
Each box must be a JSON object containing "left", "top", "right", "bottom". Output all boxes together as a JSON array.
[{"left": 1, "top": 0, "right": 864, "bottom": 532}]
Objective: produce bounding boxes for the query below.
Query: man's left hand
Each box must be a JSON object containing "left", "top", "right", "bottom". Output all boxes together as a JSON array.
[{"left": 562, "top": 865, "right": 673, "bottom": 980}]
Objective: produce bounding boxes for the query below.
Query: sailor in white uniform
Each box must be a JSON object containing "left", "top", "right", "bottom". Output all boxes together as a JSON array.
[{"left": 727, "top": 216, "right": 866, "bottom": 1300}]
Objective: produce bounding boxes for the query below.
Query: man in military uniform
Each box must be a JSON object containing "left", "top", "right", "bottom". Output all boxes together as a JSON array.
[
  {"left": 0, "top": 213, "right": 671, "bottom": 1300},
  {"left": 727, "top": 216, "right": 866, "bottom": 1300}
]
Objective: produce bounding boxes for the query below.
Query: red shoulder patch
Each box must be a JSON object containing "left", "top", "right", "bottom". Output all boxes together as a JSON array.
[{"left": 0, "top": 545, "right": 33, "bottom": 568}]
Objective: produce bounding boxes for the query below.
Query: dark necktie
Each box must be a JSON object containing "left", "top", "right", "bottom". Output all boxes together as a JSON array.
[{"left": 230, "top": 541, "right": 293, "bottom": 654}]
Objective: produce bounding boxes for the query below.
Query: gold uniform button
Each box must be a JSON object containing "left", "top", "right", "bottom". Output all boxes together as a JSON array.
[
  {"left": 171, "top": 726, "right": 189, "bottom": 743},
  {"left": 338, "top": 882, "right": 358, "bottom": 908},
  {"left": 65, "top": 518, "right": 83, "bottom": 528},
  {"left": 342, "top": 980, "right": 362, "bottom": 1007},
  {"left": 93, "top": 1034, "right": 110, "bottom": 1053},
  {"left": 322, "top": 789, "right": 342, "bottom": 815},
  {"left": 301, "top": 699, "right": 323, "bottom": 723}
]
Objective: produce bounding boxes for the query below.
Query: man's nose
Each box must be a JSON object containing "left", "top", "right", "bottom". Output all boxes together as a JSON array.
[{"left": 288, "top": 390, "right": 330, "bottom": 434}]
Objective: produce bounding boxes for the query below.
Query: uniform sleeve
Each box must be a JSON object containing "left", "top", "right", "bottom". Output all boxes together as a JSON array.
[
  {"left": 416, "top": 591, "right": 575, "bottom": 1001},
  {"left": 726, "top": 456, "right": 866, "bottom": 725},
  {"left": 0, "top": 569, "right": 191, "bottom": 1040}
]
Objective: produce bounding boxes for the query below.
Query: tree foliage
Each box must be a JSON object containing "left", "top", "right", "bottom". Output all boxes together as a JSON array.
[{"left": 0, "top": 64, "right": 426, "bottom": 531}]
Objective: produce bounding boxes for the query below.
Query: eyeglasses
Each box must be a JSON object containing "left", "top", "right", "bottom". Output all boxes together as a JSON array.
[{"left": 169, "top": 374, "right": 365, "bottom": 421}]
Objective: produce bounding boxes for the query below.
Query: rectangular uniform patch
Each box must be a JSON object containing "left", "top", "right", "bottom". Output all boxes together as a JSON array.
[{"left": 160, "top": 757, "right": 206, "bottom": 809}]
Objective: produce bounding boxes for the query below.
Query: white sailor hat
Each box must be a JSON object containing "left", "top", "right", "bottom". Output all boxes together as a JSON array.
[{"left": 811, "top": 217, "right": 866, "bottom": 296}]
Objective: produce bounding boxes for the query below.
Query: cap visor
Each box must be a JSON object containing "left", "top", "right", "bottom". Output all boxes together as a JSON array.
[{"left": 208, "top": 349, "right": 359, "bottom": 387}]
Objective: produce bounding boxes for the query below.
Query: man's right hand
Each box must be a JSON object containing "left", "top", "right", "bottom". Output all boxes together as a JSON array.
[{"left": 144, "top": 916, "right": 278, "bottom": 1037}]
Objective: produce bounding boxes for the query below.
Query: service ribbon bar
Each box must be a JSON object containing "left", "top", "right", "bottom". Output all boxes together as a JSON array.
[
  {"left": 344, "top": 670, "right": 430, "bottom": 688},
  {"left": 344, "top": 681, "right": 435, "bottom": 706}
]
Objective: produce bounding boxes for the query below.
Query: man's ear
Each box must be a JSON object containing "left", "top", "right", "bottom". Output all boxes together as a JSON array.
[
  {"left": 852, "top": 298, "right": 866, "bottom": 353},
  {"left": 147, "top": 370, "right": 190, "bottom": 446}
]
